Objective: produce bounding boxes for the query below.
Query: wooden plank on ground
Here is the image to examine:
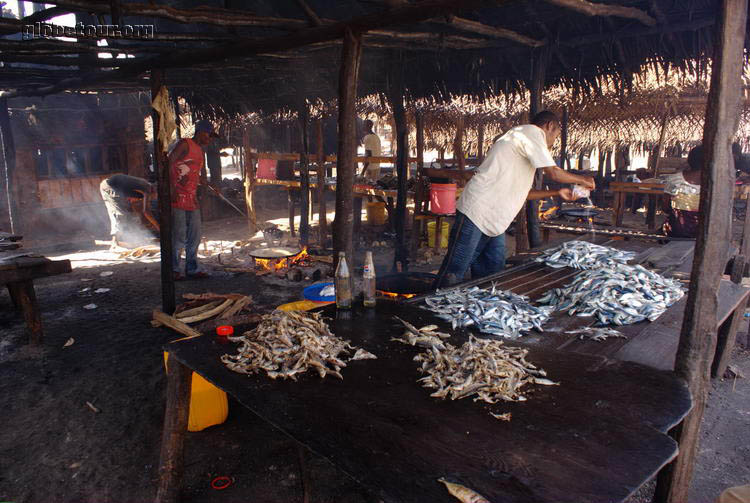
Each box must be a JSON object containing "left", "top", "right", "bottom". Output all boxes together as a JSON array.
[{"left": 646, "top": 241, "right": 695, "bottom": 270}]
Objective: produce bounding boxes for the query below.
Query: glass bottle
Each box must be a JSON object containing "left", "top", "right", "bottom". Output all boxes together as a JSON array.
[
  {"left": 363, "top": 251, "right": 376, "bottom": 307},
  {"left": 335, "top": 252, "right": 352, "bottom": 309}
]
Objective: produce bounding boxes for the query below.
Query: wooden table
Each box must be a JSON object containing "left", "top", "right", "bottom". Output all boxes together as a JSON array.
[
  {"left": 0, "top": 255, "right": 71, "bottom": 344},
  {"left": 158, "top": 300, "right": 691, "bottom": 503}
]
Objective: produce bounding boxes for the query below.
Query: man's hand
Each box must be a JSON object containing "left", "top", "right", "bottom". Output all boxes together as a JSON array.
[
  {"left": 558, "top": 188, "right": 577, "bottom": 201},
  {"left": 579, "top": 176, "right": 596, "bottom": 190}
]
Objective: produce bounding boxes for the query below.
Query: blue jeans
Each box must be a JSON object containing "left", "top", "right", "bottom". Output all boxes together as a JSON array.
[
  {"left": 434, "top": 211, "right": 505, "bottom": 288},
  {"left": 172, "top": 208, "right": 201, "bottom": 275}
]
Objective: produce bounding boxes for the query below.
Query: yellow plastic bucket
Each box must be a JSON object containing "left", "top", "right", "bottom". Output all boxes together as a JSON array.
[
  {"left": 366, "top": 201, "right": 387, "bottom": 226},
  {"left": 427, "top": 220, "right": 450, "bottom": 248},
  {"left": 163, "top": 352, "right": 228, "bottom": 432}
]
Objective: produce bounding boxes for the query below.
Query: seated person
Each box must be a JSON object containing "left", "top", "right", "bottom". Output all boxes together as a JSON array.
[{"left": 661, "top": 145, "right": 702, "bottom": 238}]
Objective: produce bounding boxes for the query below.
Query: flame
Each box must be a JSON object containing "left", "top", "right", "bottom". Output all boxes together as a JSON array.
[
  {"left": 378, "top": 290, "right": 417, "bottom": 300},
  {"left": 255, "top": 247, "right": 310, "bottom": 272},
  {"left": 540, "top": 205, "right": 559, "bottom": 221}
]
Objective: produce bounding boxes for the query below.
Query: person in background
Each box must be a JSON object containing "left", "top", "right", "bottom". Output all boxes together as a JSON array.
[
  {"left": 661, "top": 144, "right": 702, "bottom": 238},
  {"left": 434, "top": 111, "right": 596, "bottom": 288},
  {"left": 168, "top": 120, "right": 217, "bottom": 280},
  {"left": 360, "top": 119, "right": 382, "bottom": 181},
  {"left": 99, "top": 174, "right": 157, "bottom": 248}
]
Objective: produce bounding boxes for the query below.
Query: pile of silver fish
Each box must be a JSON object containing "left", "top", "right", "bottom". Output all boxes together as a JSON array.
[
  {"left": 413, "top": 335, "right": 558, "bottom": 405},
  {"left": 221, "top": 310, "right": 375, "bottom": 380},
  {"left": 566, "top": 327, "right": 627, "bottom": 341},
  {"left": 536, "top": 240, "right": 636, "bottom": 269},
  {"left": 537, "top": 263, "right": 685, "bottom": 325},
  {"left": 421, "top": 284, "right": 554, "bottom": 338},
  {"left": 393, "top": 317, "right": 451, "bottom": 350}
]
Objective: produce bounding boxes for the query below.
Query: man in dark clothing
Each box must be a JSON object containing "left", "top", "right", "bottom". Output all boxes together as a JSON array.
[{"left": 99, "top": 174, "right": 157, "bottom": 247}]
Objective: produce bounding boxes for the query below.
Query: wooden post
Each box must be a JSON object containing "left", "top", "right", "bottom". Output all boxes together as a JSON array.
[
  {"left": 0, "top": 97, "right": 19, "bottom": 233},
  {"left": 316, "top": 119, "right": 327, "bottom": 245},
  {"left": 151, "top": 70, "right": 175, "bottom": 314},
  {"left": 410, "top": 111, "right": 426, "bottom": 259},
  {"left": 654, "top": 1, "right": 747, "bottom": 501},
  {"left": 712, "top": 255, "right": 747, "bottom": 377},
  {"left": 653, "top": 111, "right": 670, "bottom": 178},
  {"left": 560, "top": 106, "right": 569, "bottom": 170},
  {"left": 389, "top": 60, "right": 409, "bottom": 270},
  {"left": 332, "top": 28, "right": 362, "bottom": 270},
  {"left": 154, "top": 354, "right": 192, "bottom": 503},
  {"left": 242, "top": 127, "right": 257, "bottom": 234},
  {"left": 476, "top": 124, "right": 485, "bottom": 162},
  {"left": 298, "top": 104, "right": 310, "bottom": 246},
  {"left": 524, "top": 47, "right": 547, "bottom": 250},
  {"left": 7, "top": 281, "right": 42, "bottom": 345},
  {"left": 596, "top": 147, "right": 606, "bottom": 206},
  {"left": 454, "top": 115, "right": 465, "bottom": 171}
]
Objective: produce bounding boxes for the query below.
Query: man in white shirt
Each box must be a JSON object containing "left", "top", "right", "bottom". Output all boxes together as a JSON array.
[
  {"left": 360, "top": 120, "right": 382, "bottom": 181},
  {"left": 434, "top": 111, "right": 596, "bottom": 287}
]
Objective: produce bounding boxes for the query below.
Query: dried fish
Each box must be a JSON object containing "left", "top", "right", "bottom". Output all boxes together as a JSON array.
[
  {"left": 392, "top": 317, "right": 451, "bottom": 349},
  {"left": 414, "top": 335, "right": 557, "bottom": 406},
  {"left": 536, "top": 240, "right": 636, "bottom": 270},
  {"left": 221, "top": 310, "right": 372, "bottom": 380},
  {"left": 438, "top": 478, "right": 491, "bottom": 503},
  {"left": 566, "top": 327, "right": 627, "bottom": 341},
  {"left": 538, "top": 263, "right": 684, "bottom": 325},
  {"left": 421, "top": 284, "right": 553, "bottom": 338},
  {"left": 489, "top": 412, "right": 512, "bottom": 421},
  {"left": 351, "top": 348, "right": 377, "bottom": 360}
]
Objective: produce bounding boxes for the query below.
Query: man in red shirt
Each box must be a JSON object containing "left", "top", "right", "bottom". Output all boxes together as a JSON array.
[{"left": 168, "top": 120, "right": 216, "bottom": 280}]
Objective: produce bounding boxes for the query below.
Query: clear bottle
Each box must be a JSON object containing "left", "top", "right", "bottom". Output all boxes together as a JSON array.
[
  {"left": 363, "top": 251, "right": 376, "bottom": 307},
  {"left": 335, "top": 251, "right": 353, "bottom": 309}
]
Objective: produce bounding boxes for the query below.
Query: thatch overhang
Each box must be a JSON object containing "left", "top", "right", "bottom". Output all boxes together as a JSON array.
[{"left": 0, "top": 0, "right": 747, "bottom": 118}]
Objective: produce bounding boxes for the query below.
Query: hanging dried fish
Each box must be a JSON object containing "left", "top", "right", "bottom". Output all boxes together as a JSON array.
[
  {"left": 414, "top": 335, "right": 557, "bottom": 406},
  {"left": 421, "top": 284, "right": 553, "bottom": 338},
  {"left": 536, "top": 240, "right": 636, "bottom": 269},
  {"left": 221, "top": 310, "right": 372, "bottom": 380},
  {"left": 537, "top": 263, "right": 684, "bottom": 325}
]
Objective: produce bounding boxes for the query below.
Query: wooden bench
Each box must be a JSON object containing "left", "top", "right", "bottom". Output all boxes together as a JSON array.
[{"left": 1, "top": 255, "right": 72, "bottom": 345}]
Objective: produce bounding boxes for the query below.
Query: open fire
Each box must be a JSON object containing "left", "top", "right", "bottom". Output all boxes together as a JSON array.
[
  {"left": 254, "top": 247, "right": 310, "bottom": 272},
  {"left": 378, "top": 290, "right": 417, "bottom": 300}
]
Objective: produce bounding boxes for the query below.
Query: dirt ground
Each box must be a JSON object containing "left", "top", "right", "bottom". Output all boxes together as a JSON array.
[{"left": 1, "top": 192, "right": 749, "bottom": 503}]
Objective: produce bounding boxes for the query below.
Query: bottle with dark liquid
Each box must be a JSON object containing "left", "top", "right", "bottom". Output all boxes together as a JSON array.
[
  {"left": 363, "top": 251, "right": 376, "bottom": 307},
  {"left": 335, "top": 251, "right": 353, "bottom": 309}
]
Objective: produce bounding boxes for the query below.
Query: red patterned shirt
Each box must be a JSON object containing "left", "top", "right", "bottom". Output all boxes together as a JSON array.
[{"left": 170, "top": 138, "right": 204, "bottom": 211}]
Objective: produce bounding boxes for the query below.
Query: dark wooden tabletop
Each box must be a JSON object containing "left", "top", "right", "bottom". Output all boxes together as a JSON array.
[{"left": 166, "top": 301, "right": 691, "bottom": 503}]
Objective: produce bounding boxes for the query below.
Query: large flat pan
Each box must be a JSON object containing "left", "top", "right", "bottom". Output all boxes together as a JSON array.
[{"left": 248, "top": 246, "right": 301, "bottom": 259}]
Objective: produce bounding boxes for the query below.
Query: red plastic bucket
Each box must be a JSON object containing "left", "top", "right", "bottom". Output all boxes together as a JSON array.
[
  {"left": 257, "top": 159, "right": 277, "bottom": 179},
  {"left": 429, "top": 183, "right": 457, "bottom": 214}
]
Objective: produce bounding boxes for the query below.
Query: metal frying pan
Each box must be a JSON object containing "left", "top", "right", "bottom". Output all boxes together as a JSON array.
[
  {"left": 558, "top": 208, "right": 600, "bottom": 219},
  {"left": 248, "top": 246, "right": 301, "bottom": 259}
]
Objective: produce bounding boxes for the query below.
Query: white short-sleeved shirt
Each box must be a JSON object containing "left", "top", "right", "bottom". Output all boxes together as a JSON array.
[
  {"left": 363, "top": 133, "right": 382, "bottom": 180},
  {"left": 456, "top": 125, "right": 555, "bottom": 237}
]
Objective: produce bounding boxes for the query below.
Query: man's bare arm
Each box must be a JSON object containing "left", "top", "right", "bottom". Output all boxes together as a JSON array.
[
  {"left": 542, "top": 165, "right": 596, "bottom": 190},
  {"left": 528, "top": 188, "right": 577, "bottom": 201},
  {"left": 167, "top": 140, "right": 189, "bottom": 168}
]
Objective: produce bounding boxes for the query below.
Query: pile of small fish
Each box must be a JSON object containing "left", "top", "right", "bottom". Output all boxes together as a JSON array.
[
  {"left": 537, "top": 263, "right": 685, "bottom": 325},
  {"left": 414, "top": 335, "right": 558, "bottom": 405},
  {"left": 536, "top": 240, "right": 636, "bottom": 269},
  {"left": 393, "top": 317, "right": 451, "bottom": 350},
  {"left": 221, "top": 310, "right": 375, "bottom": 380},
  {"left": 421, "top": 284, "right": 554, "bottom": 338},
  {"left": 566, "top": 327, "right": 627, "bottom": 342}
]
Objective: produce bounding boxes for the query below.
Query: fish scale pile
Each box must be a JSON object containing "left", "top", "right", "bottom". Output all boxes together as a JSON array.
[
  {"left": 221, "top": 310, "right": 375, "bottom": 380},
  {"left": 422, "top": 284, "right": 554, "bottom": 338},
  {"left": 537, "top": 263, "right": 685, "bottom": 325},
  {"left": 536, "top": 240, "right": 636, "bottom": 269},
  {"left": 414, "top": 335, "right": 558, "bottom": 404}
]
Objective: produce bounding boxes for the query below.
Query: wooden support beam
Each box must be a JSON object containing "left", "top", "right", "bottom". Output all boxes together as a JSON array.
[
  {"left": 454, "top": 115, "right": 465, "bottom": 171},
  {"left": 295, "top": 0, "right": 322, "bottom": 26},
  {"left": 652, "top": 111, "right": 671, "bottom": 178},
  {"left": 7, "top": 281, "right": 42, "bottom": 345},
  {"left": 439, "top": 15, "right": 545, "bottom": 47},
  {"left": 476, "top": 124, "right": 485, "bottom": 162},
  {"left": 410, "top": 111, "right": 426, "bottom": 259},
  {"left": 151, "top": 71, "right": 176, "bottom": 315},
  {"left": 524, "top": 46, "right": 548, "bottom": 250},
  {"left": 333, "top": 28, "right": 362, "bottom": 271},
  {"left": 154, "top": 353, "right": 192, "bottom": 503},
  {"left": 315, "top": 120, "right": 327, "bottom": 245},
  {"left": 542, "top": 0, "right": 656, "bottom": 26},
  {"left": 299, "top": 103, "right": 311, "bottom": 246},
  {"left": 653, "top": 0, "right": 747, "bottom": 501},
  {"left": 560, "top": 106, "right": 569, "bottom": 170},
  {"left": 0, "top": 98, "right": 19, "bottom": 234},
  {"left": 388, "top": 59, "right": 409, "bottom": 271},
  {"left": 242, "top": 128, "right": 257, "bottom": 234}
]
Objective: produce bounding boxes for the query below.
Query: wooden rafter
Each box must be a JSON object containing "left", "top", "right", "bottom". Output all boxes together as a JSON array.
[
  {"left": 542, "top": 0, "right": 656, "bottom": 26},
  {"left": 437, "top": 15, "right": 545, "bottom": 47},
  {"left": 295, "top": 0, "right": 323, "bottom": 26}
]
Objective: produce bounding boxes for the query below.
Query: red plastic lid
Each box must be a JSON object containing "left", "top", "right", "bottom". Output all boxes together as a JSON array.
[{"left": 216, "top": 325, "right": 234, "bottom": 336}]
